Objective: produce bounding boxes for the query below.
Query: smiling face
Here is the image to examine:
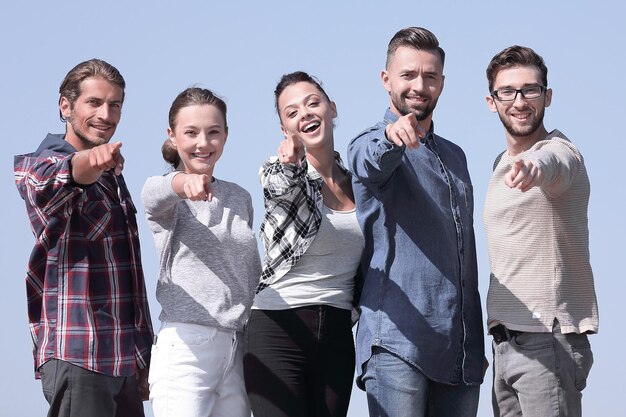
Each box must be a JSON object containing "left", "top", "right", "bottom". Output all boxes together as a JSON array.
[
  {"left": 277, "top": 81, "right": 337, "bottom": 150},
  {"left": 60, "top": 77, "right": 123, "bottom": 150},
  {"left": 168, "top": 104, "right": 228, "bottom": 176},
  {"left": 486, "top": 65, "right": 552, "bottom": 142},
  {"left": 382, "top": 46, "right": 445, "bottom": 126}
]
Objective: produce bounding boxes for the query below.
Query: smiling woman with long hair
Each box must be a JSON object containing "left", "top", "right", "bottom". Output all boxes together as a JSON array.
[{"left": 243, "top": 72, "right": 364, "bottom": 417}]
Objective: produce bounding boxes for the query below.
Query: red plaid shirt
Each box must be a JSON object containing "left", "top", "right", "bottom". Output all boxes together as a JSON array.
[{"left": 14, "top": 134, "right": 153, "bottom": 377}]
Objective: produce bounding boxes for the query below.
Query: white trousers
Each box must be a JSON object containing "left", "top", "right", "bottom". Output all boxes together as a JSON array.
[{"left": 148, "top": 322, "right": 250, "bottom": 417}]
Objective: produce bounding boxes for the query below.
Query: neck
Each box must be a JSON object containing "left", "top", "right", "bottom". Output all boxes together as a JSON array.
[
  {"left": 306, "top": 144, "right": 336, "bottom": 179},
  {"left": 64, "top": 128, "right": 88, "bottom": 151},
  {"left": 506, "top": 125, "right": 549, "bottom": 156},
  {"left": 417, "top": 116, "right": 433, "bottom": 133}
]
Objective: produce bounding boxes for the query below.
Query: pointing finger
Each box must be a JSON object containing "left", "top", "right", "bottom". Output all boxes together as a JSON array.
[
  {"left": 202, "top": 174, "right": 213, "bottom": 202},
  {"left": 279, "top": 131, "right": 304, "bottom": 164},
  {"left": 407, "top": 114, "right": 426, "bottom": 139},
  {"left": 395, "top": 126, "right": 419, "bottom": 149}
]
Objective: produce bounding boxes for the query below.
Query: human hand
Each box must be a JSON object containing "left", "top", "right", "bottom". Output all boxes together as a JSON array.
[
  {"left": 88, "top": 142, "right": 125, "bottom": 176},
  {"left": 504, "top": 159, "right": 544, "bottom": 192},
  {"left": 180, "top": 173, "right": 213, "bottom": 201},
  {"left": 278, "top": 131, "right": 305, "bottom": 165},
  {"left": 135, "top": 366, "right": 150, "bottom": 401},
  {"left": 384, "top": 113, "right": 426, "bottom": 150}
]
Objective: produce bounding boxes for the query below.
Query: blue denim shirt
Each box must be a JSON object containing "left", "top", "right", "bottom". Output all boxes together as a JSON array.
[{"left": 348, "top": 109, "right": 484, "bottom": 386}]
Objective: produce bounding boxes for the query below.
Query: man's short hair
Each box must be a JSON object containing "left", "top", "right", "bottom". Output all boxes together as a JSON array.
[
  {"left": 486, "top": 45, "right": 548, "bottom": 92},
  {"left": 58, "top": 59, "right": 125, "bottom": 122},
  {"left": 386, "top": 27, "right": 445, "bottom": 69}
]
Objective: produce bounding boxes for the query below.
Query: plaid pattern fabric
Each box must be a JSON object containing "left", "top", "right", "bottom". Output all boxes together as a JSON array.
[
  {"left": 14, "top": 134, "right": 153, "bottom": 377},
  {"left": 257, "top": 153, "right": 351, "bottom": 293}
]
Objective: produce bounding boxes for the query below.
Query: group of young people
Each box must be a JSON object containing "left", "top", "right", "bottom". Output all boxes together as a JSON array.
[{"left": 14, "top": 26, "right": 598, "bottom": 417}]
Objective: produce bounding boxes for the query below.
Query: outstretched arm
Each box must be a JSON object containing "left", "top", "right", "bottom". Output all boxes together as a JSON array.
[
  {"left": 171, "top": 172, "right": 214, "bottom": 201},
  {"left": 260, "top": 132, "right": 308, "bottom": 200},
  {"left": 349, "top": 114, "right": 425, "bottom": 185},
  {"left": 504, "top": 158, "right": 545, "bottom": 192},
  {"left": 71, "top": 142, "right": 124, "bottom": 185},
  {"left": 504, "top": 140, "right": 582, "bottom": 195}
]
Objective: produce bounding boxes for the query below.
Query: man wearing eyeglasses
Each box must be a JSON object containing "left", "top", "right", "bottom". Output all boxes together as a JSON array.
[{"left": 483, "top": 45, "right": 598, "bottom": 417}]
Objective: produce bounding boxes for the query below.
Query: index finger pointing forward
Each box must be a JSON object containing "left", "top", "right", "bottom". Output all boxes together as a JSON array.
[
  {"left": 406, "top": 114, "right": 427, "bottom": 139},
  {"left": 506, "top": 160, "right": 528, "bottom": 188},
  {"left": 284, "top": 131, "right": 304, "bottom": 149},
  {"left": 280, "top": 131, "right": 305, "bottom": 163},
  {"left": 202, "top": 174, "right": 213, "bottom": 201},
  {"left": 110, "top": 141, "right": 123, "bottom": 154},
  {"left": 395, "top": 126, "right": 420, "bottom": 149}
]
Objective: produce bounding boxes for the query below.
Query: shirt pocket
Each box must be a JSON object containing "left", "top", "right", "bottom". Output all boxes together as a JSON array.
[{"left": 81, "top": 199, "right": 113, "bottom": 241}]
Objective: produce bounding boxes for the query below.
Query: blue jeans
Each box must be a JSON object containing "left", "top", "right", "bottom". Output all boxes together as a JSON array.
[
  {"left": 362, "top": 347, "right": 479, "bottom": 417},
  {"left": 492, "top": 331, "right": 594, "bottom": 417}
]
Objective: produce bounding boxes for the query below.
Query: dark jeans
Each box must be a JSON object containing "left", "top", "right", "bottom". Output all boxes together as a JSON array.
[
  {"left": 243, "top": 305, "right": 355, "bottom": 417},
  {"left": 39, "top": 359, "right": 144, "bottom": 417}
]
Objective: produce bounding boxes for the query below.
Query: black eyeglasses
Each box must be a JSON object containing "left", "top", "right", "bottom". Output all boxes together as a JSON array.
[{"left": 491, "top": 85, "right": 546, "bottom": 102}]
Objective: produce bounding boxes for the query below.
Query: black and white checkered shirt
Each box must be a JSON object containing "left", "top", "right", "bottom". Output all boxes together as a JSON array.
[{"left": 256, "top": 153, "right": 350, "bottom": 293}]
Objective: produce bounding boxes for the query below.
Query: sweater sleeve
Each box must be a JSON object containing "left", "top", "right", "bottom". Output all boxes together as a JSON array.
[
  {"left": 141, "top": 172, "right": 183, "bottom": 230},
  {"left": 531, "top": 138, "right": 583, "bottom": 198}
]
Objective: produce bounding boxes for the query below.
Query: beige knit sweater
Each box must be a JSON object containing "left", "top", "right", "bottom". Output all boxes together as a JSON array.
[{"left": 483, "top": 130, "right": 599, "bottom": 334}]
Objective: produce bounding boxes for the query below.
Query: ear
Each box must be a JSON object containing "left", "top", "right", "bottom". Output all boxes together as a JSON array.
[
  {"left": 381, "top": 69, "right": 391, "bottom": 93},
  {"left": 60, "top": 97, "right": 72, "bottom": 120},
  {"left": 544, "top": 87, "right": 553, "bottom": 108},
  {"left": 280, "top": 124, "right": 288, "bottom": 137},
  {"left": 167, "top": 127, "right": 177, "bottom": 148},
  {"left": 486, "top": 95, "right": 498, "bottom": 113},
  {"left": 440, "top": 74, "right": 445, "bottom": 94},
  {"left": 330, "top": 101, "right": 338, "bottom": 119}
]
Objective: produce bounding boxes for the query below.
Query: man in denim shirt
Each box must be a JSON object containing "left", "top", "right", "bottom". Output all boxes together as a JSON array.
[{"left": 348, "top": 27, "right": 484, "bottom": 417}]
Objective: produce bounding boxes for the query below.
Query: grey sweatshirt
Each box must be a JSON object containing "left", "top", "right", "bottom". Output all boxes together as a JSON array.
[{"left": 142, "top": 172, "right": 261, "bottom": 331}]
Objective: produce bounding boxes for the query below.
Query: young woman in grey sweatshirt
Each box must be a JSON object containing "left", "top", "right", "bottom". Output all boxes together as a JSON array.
[{"left": 141, "top": 88, "right": 261, "bottom": 417}]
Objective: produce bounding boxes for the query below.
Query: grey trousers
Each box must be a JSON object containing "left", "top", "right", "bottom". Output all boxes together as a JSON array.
[
  {"left": 492, "top": 331, "right": 593, "bottom": 417},
  {"left": 40, "top": 359, "right": 145, "bottom": 417}
]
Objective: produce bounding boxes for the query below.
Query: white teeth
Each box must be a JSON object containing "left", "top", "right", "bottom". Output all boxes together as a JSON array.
[
  {"left": 303, "top": 122, "right": 320, "bottom": 132},
  {"left": 195, "top": 153, "right": 211, "bottom": 158}
]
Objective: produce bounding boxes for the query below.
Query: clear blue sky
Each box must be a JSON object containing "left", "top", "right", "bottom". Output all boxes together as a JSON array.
[{"left": 2, "top": 2, "right": 624, "bottom": 416}]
